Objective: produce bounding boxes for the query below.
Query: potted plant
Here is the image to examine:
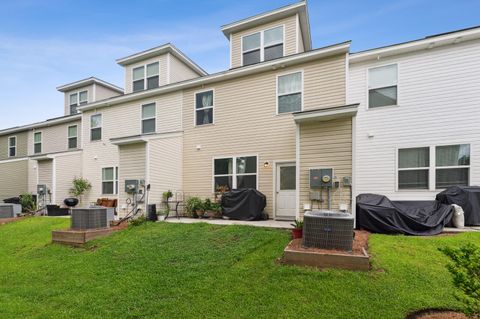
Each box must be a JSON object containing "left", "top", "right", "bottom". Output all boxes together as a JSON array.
[
  {"left": 185, "top": 196, "right": 203, "bottom": 218},
  {"left": 162, "top": 190, "right": 173, "bottom": 202},
  {"left": 69, "top": 177, "right": 92, "bottom": 207},
  {"left": 203, "top": 199, "right": 222, "bottom": 218},
  {"left": 291, "top": 219, "right": 304, "bottom": 239}
]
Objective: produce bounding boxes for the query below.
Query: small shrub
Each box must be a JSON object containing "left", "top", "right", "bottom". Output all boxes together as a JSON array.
[
  {"left": 162, "top": 190, "right": 173, "bottom": 201},
  {"left": 203, "top": 198, "right": 212, "bottom": 211},
  {"left": 129, "top": 215, "right": 148, "bottom": 227},
  {"left": 69, "top": 177, "right": 92, "bottom": 206},
  {"left": 19, "top": 193, "right": 36, "bottom": 213},
  {"left": 440, "top": 243, "right": 480, "bottom": 316},
  {"left": 185, "top": 197, "right": 203, "bottom": 217}
]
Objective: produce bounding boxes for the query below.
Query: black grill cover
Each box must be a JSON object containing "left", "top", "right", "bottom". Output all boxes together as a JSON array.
[
  {"left": 436, "top": 186, "right": 480, "bottom": 226},
  {"left": 356, "top": 194, "right": 453, "bottom": 235},
  {"left": 221, "top": 189, "right": 267, "bottom": 221}
]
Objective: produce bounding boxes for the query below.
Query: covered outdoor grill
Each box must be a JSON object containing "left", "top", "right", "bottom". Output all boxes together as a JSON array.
[
  {"left": 221, "top": 189, "right": 267, "bottom": 221},
  {"left": 436, "top": 186, "right": 480, "bottom": 226}
]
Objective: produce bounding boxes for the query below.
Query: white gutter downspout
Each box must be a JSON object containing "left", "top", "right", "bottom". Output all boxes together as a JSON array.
[{"left": 295, "top": 124, "right": 301, "bottom": 219}]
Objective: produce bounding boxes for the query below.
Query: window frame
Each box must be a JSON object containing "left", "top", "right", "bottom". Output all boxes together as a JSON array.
[
  {"left": 396, "top": 144, "right": 471, "bottom": 191},
  {"left": 276, "top": 70, "right": 304, "bottom": 115},
  {"left": 33, "top": 131, "right": 42, "bottom": 154},
  {"left": 7, "top": 136, "right": 16, "bottom": 158},
  {"left": 366, "top": 63, "right": 399, "bottom": 110},
  {"left": 241, "top": 25, "right": 285, "bottom": 66},
  {"left": 141, "top": 102, "right": 156, "bottom": 134},
  {"left": 101, "top": 166, "right": 119, "bottom": 195},
  {"left": 69, "top": 90, "right": 88, "bottom": 115},
  {"left": 194, "top": 88, "right": 215, "bottom": 127},
  {"left": 90, "top": 114, "right": 102, "bottom": 142},
  {"left": 67, "top": 125, "right": 78, "bottom": 150},
  {"left": 212, "top": 155, "right": 258, "bottom": 192},
  {"left": 397, "top": 147, "right": 430, "bottom": 190},
  {"left": 132, "top": 61, "right": 160, "bottom": 92}
]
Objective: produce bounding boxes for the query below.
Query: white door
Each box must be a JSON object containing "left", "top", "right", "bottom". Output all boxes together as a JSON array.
[{"left": 275, "top": 163, "right": 296, "bottom": 220}]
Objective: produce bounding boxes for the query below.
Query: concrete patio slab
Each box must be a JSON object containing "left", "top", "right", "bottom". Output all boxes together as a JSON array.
[{"left": 163, "top": 217, "right": 293, "bottom": 229}]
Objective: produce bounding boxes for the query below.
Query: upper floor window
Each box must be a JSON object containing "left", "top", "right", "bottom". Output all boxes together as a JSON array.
[
  {"left": 368, "top": 64, "right": 398, "bottom": 108},
  {"left": 133, "top": 62, "right": 159, "bottom": 92},
  {"left": 69, "top": 91, "right": 88, "bottom": 114},
  {"left": 34, "top": 132, "right": 42, "bottom": 154},
  {"left": 214, "top": 156, "right": 257, "bottom": 192},
  {"left": 68, "top": 125, "right": 78, "bottom": 149},
  {"left": 142, "top": 103, "right": 156, "bottom": 134},
  {"left": 195, "top": 90, "right": 214, "bottom": 126},
  {"left": 8, "top": 136, "right": 16, "bottom": 157},
  {"left": 242, "top": 26, "right": 284, "bottom": 66},
  {"left": 398, "top": 144, "right": 470, "bottom": 190},
  {"left": 90, "top": 114, "right": 102, "bottom": 141},
  {"left": 102, "top": 167, "right": 118, "bottom": 195},
  {"left": 277, "top": 72, "right": 302, "bottom": 113}
]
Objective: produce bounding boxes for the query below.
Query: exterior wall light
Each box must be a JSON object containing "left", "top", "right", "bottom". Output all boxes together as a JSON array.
[{"left": 263, "top": 161, "right": 270, "bottom": 168}]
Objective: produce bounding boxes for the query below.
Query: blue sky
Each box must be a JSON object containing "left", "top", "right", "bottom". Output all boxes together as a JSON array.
[{"left": 0, "top": 0, "right": 478, "bottom": 129}]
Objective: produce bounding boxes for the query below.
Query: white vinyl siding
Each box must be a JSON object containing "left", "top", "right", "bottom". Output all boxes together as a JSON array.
[{"left": 8, "top": 136, "right": 16, "bottom": 157}]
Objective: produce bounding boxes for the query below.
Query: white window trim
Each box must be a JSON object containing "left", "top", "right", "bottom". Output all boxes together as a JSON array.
[
  {"left": 194, "top": 88, "right": 215, "bottom": 127},
  {"left": 132, "top": 61, "right": 160, "bottom": 92},
  {"left": 69, "top": 90, "right": 88, "bottom": 114},
  {"left": 33, "top": 131, "right": 42, "bottom": 154},
  {"left": 67, "top": 125, "right": 78, "bottom": 150},
  {"left": 101, "top": 166, "right": 119, "bottom": 195},
  {"left": 212, "top": 155, "right": 259, "bottom": 192},
  {"left": 366, "top": 63, "right": 399, "bottom": 110},
  {"left": 141, "top": 102, "right": 157, "bottom": 134},
  {"left": 90, "top": 114, "right": 102, "bottom": 142},
  {"left": 7, "top": 136, "right": 16, "bottom": 158},
  {"left": 395, "top": 143, "right": 471, "bottom": 191},
  {"left": 276, "top": 70, "right": 304, "bottom": 115},
  {"left": 241, "top": 25, "right": 285, "bottom": 66}
]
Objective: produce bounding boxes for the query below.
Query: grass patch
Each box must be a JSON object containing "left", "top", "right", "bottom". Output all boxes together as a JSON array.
[{"left": 0, "top": 217, "right": 476, "bottom": 318}]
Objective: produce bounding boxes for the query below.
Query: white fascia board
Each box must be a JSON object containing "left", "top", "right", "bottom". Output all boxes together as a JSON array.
[{"left": 0, "top": 114, "right": 82, "bottom": 137}]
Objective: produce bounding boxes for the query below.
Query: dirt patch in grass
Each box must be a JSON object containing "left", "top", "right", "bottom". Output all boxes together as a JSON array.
[
  {"left": 287, "top": 230, "right": 369, "bottom": 256},
  {"left": 406, "top": 309, "right": 469, "bottom": 319}
]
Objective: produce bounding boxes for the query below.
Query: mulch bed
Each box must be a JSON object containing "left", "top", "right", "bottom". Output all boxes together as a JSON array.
[
  {"left": 0, "top": 217, "right": 25, "bottom": 225},
  {"left": 406, "top": 309, "right": 469, "bottom": 319},
  {"left": 287, "top": 230, "right": 369, "bottom": 256}
]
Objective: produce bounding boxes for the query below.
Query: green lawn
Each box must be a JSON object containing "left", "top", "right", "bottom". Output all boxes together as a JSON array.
[{"left": 0, "top": 217, "right": 476, "bottom": 319}]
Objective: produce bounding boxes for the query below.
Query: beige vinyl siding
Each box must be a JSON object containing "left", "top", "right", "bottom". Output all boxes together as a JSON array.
[
  {"left": 183, "top": 54, "right": 346, "bottom": 217},
  {"left": 147, "top": 135, "right": 183, "bottom": 205},
  {"left": 124, "top": 54, "right": 168, "bottom": 94},
  {"left": 298, "top": 118, "right": 352, "bottom": 216},
  {"left": 0, "top": 131, "right": 28, "bottom": 160},
  {"left": 81, "top": 90, "right": 182, "bottom": 204},
  {"left": 37, "top": 159, "right": 53, "bottom": 191},
  {"left": 169, "top": 53, "right": 201, "bottom": 84},
  {"left": 30, "top": 120, "right": 82, "bottom": 155},
  {"left": 0, "top": 159, "right": 28, "bottom": 201},
  {"left": 118, "top": 143, "right": 146, "bottom": 214},
  {"left": 28, "top": 159, "right": 37, "bottom": 194},
  {"left": 95, "top": 84, "right": 123, "bottom": 101},
  {"left": 231, "top": 15, "right": 297, "bottom": 68},
  {"left": 54, "top": 152, "right": 82, "bottom": 204},
  {"left": 297, "top": 14, "right": 305, "bottom": 53},
  {"left": 64, "top": 84, "right": 94, "bottom": 115}
]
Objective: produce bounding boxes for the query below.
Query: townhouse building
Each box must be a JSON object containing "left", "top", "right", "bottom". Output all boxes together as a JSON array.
[{"left": 0, "top": 1, "right": 478, "bottom": 221}]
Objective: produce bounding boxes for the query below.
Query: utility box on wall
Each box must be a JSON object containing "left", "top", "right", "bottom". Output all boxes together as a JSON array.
[{"left": 309, "top": 168, "right": 334, "bottom": 188}]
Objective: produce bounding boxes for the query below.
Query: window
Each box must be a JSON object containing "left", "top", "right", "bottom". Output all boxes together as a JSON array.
[
  {"left": 34, "top": 132, "right": 42, "bottom": 154},
  {"left": 142, "top": 103, "right": 156, "bottom": 134},
  {"left": 214, "top": 156, "right": 257, "bottom": 191},
  {"left": 68, "top": 125, "right": 78, "bottom": 149},
  {"left": 90, "top": 114, "right": 102, "bottom": 141},
  {"left": 277, "top": 72, "right": 302, "bottom": 113},
  {"left": 8, "top": 136, "right": 16, "bottom": 157},
  {"left": 368, "top": 64, "right": 398, "bottom": 108},
  {"left": 436, "top": 144, "right": 470, "bottom": 188},
  {"left": 397, "top": 144, "right": 471, "bottom": 190},
  {"left": 102, "top": 167, "right": 118, "bottom": 195},
  {"left": 398, "top": 147, "right": 429, "bottom": 189},
  {"left": 242, "top": 26, "right": 284, "bottom": 66},
  {"left": 69, "top": 90, "right": 87, "bottom": 114},
  {"left": 132, "top": 62, "right": 159, "bottom": 92},
  {"left": 195, "top": 90, "right": 214, "bottom": 126}
]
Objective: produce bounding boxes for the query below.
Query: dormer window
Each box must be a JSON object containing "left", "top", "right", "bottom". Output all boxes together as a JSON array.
[
  {"left": 242, "top": 26, "right": 284, "bottom": 66},
  {"left": 133, "top": 62, "right": 159, "bottom": 92},
  {"left": 69, "top": 90, "right": 87, "bottom": 114}
]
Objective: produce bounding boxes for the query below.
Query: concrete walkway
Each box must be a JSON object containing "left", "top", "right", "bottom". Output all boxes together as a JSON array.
[{"left": 163, "top": 217, "right": 293, "bottom": 229}]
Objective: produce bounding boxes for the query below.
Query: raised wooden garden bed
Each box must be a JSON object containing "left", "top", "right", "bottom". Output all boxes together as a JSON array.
[
  {"left": 52, "top": 222, "right": 128, "bottom": 246},
  {"left": 283, "top": 230, "right": 370, "bottom": 271}
]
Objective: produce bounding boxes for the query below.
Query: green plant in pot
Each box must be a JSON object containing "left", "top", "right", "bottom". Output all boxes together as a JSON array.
[
  {"left": 185, "top": 197, "right": 203, "bottom": 218},
  {"left": 203, "top": 199, "right": 222, "bottom": 219},
  {"left": 162, "top": 190, "right": 173, "bottom": 202},
  {"left": 19, "top": 193, "right": 36, "bottom": 214},
  {"left": 69, "top": 177, "right": 92, "bottom": 207},
  {"left": 291, "top": 219, "right": 304, "bottom": 239}
]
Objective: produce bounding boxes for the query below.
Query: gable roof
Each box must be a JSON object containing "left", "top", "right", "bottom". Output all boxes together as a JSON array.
[
  {"left": 56, "top": 76, "right": 123, "bottom": 93},
  {"left": 221, "top": 1, "right": 311, "bottom": 51},
  {"left": 116, "top": 43, "right": 207, "bottom": 76}
]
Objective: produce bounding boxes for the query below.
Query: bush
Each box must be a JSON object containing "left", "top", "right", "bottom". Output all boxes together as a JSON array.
[
  {"left": 185, "top": 197, "right": 203, "bottom": 217},
  {"left": 19, "top": 193, "right": 36, "bottom": 213},
  {"left": 440, "top": 243, "right": 480, "bottom": 316},
  {"left": 129, "top": 215, "right": 148, "bottom": 227}
]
